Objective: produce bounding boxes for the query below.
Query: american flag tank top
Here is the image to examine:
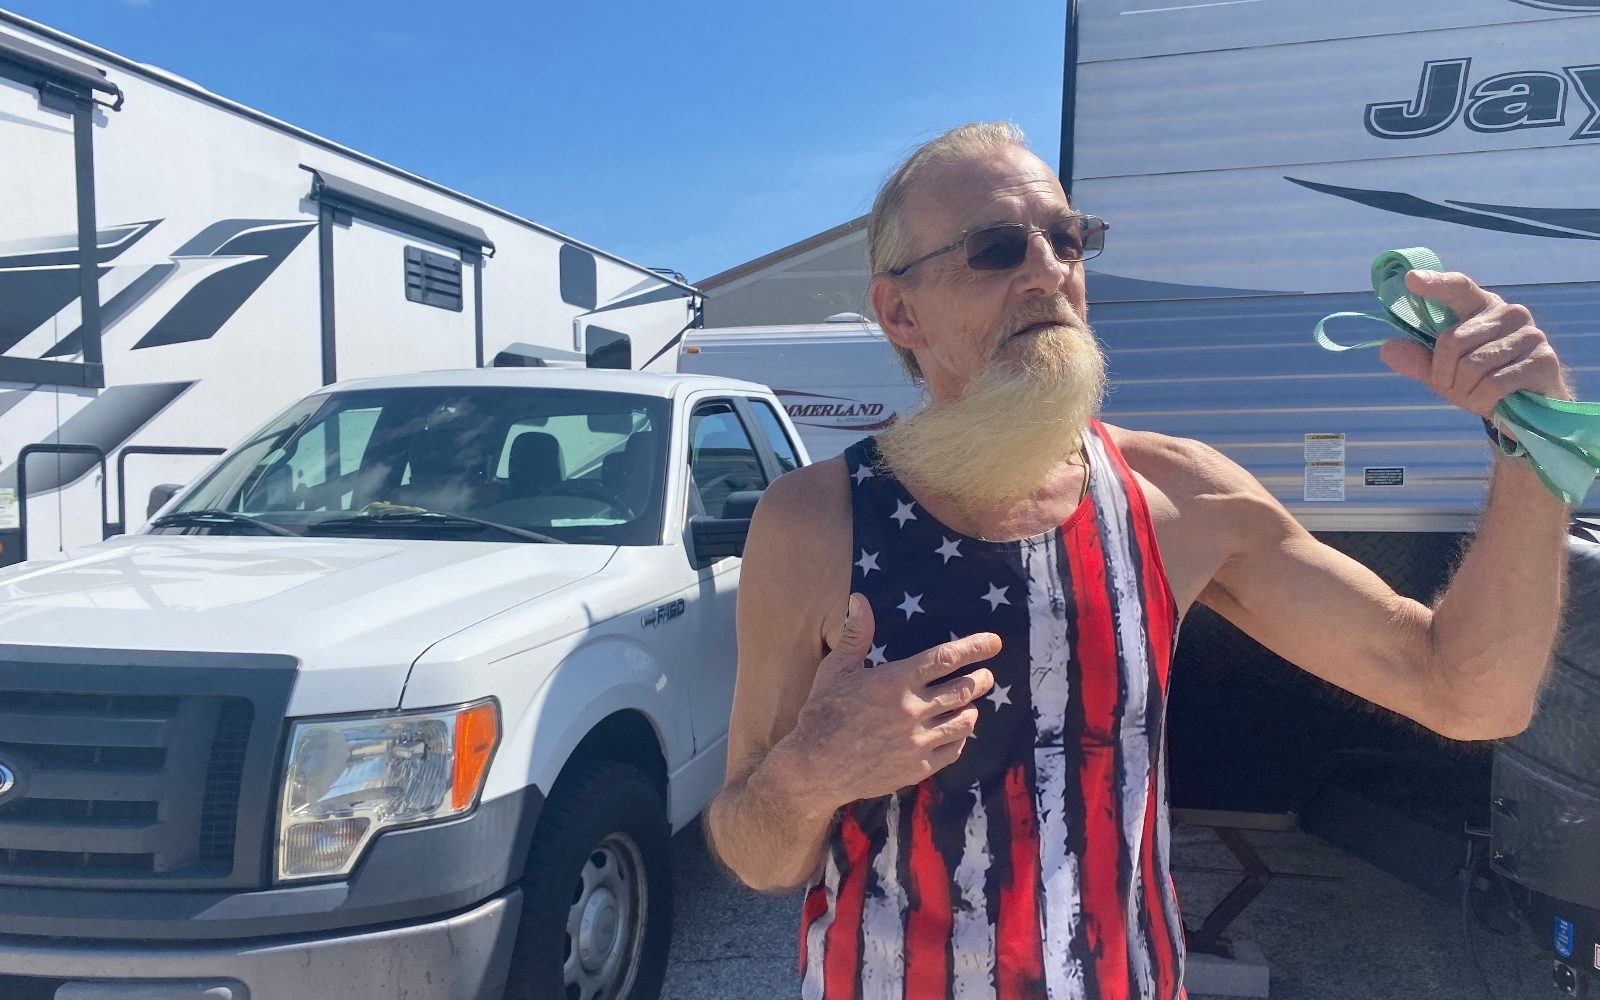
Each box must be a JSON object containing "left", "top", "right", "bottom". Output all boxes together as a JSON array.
[{"left": 799, "top": 421, "right": 1185, "bottom": 1000}]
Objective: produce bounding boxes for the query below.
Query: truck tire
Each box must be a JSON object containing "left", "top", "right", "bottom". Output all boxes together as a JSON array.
[{"left": 506, "top": 759, "right": 673, "bottom": 1000}]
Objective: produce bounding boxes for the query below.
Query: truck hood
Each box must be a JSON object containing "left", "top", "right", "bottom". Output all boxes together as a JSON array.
[{"left": 0, "top": 535, "right": 615, "bottom": 713}]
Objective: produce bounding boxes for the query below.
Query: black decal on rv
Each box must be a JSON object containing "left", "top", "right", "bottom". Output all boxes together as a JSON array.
[
  {"left": 1464, "top": 72, "right": 1567, "bottom": 132},
  {"left": 1365, "top": 59, "right": 1471, "bottom": 139},
  {"left": 134, "top": 221, "right": 315, "bottom": 350},
  {"left": 1508, "top": 0, "right": 1600, "bottom": 10},
  {"left": 1568, "top": 65, "right": 1600, "bottom": 140},
  {"left": 1286, "top": 176, "right": 1600, "bottom": 240},
  {"left": 44, "top": 263, "right": 178, "bottom": 358},
  {"left": 0, "top": 221, "right": 160, "bottom": 354}
]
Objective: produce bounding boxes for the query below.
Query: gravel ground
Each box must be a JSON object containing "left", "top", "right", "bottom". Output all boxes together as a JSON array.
[{"left": 660, "top": 819, "right": 1556, "bottom": 1000}]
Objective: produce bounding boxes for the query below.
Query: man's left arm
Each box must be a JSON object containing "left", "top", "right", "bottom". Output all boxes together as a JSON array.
[{"left": 1198, "top": 270, "right": 1572, "bottom": 740}]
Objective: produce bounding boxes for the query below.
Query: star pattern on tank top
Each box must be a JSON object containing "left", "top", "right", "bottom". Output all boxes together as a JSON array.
[
  {"left": 852, "top": 464, "right": 875, "bottom": 485},
  {"left": 935, "top": 537, "right": 963, "bottom": 564},
  {"left": 855, "top": 550, "right": 881, "bottom": 576},
  {"left": 890, "top": 500, "right": 918, "bottom": 528},
  {"left": 986, "top": 683, "right": 1012, "bottom": 710},
  {"left": 897, "top": 593, "right": 925, "bottom": 620},
  {"left": 982, "top": 583, "right": 1011, "bottom": 611}
]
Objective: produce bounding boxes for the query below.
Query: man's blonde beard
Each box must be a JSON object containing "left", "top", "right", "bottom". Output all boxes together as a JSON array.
[{"left": 876, "top": 321, "right": 1107, "bottom": 515}]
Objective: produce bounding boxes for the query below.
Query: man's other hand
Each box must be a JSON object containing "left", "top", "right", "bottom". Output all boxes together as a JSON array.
[{"left": 783, "top": 594, "right": 1000, "bottom": 810}]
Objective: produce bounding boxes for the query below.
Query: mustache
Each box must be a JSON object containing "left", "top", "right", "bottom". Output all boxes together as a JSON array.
[
  {"left": 988, "top": 298, "right": 1090, "bottom": 362},
  {"left": 1002, "top": 298, "right": 1088, "bottom": 339}
]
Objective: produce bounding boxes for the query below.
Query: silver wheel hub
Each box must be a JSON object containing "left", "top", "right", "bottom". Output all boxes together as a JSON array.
[
  {"left": 563, "top": 833, "right": 647, "bottom": 1000},
  {"left": 578, "top": 888, "right": 620, "bottom": 969}
]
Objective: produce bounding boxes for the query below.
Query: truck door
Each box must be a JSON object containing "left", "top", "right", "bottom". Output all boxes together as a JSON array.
[{"left": 682, "top": 397, "right": 776, "bottom": 754}]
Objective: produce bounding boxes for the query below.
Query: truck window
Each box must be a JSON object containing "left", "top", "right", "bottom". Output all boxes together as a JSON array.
[
  {"left": 688, "top": 402, "right": 768, "bottom": 517},
  {"left": 163, "top": 387, "right": 669, "bottom": 545},
  {"left": 748, "top": 399, "right": 801, "bottom": 474}
]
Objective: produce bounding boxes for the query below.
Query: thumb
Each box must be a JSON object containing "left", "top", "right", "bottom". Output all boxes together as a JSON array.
[
  {"left": 823, "top": 594, "right": 875, "bottom": 673},
  {"left": 1380, "top": 338, "right": 1433, "bottom": 384}
]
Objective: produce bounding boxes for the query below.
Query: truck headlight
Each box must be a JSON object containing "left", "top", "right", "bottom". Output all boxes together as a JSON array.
[{"left": 277, "top": 700, "right": 499, "bottom": 880}]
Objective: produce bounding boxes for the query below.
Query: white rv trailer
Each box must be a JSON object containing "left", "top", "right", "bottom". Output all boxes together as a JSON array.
[
  {"left": 0, "top": 10, "right": 700, "bottom": 567},
  {"left": 683, "top": 0, "right": 1600, "bottom": 904}
]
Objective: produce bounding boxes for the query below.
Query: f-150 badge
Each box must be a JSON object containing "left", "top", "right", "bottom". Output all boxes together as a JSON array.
[{"left": 642, "top": 599, "right": 686, "bottom": 629}]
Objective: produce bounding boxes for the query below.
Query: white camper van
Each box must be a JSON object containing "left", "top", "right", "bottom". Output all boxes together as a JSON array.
[
  {"left": 0, "top": 10, "right": 700, "bottom": 568},
  {"left": 683, "top": 0, "right": 1600, "bottom": 962}
]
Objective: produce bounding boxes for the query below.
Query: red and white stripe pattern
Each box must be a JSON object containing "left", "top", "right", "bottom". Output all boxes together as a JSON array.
[{"left": 800, "top": 422, "right": 1183, "bottom": 1000}]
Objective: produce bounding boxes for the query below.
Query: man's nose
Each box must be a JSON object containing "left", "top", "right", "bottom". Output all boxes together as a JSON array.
[{"left": 1012, "top": 229, "right": 1076, "bottom": 296}]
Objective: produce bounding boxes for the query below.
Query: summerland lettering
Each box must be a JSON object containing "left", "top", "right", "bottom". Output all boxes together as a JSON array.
[
  {"left": 773, "top": 389, "right": 898, "bottom": 432},
  {"left": 1366, "top": 58, "right": 1600, "bottom": 141}
]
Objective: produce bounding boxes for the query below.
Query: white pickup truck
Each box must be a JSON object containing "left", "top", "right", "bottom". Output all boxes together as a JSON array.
[{"left": 0, "top": 367, "right": 808, "bottom": 1000}]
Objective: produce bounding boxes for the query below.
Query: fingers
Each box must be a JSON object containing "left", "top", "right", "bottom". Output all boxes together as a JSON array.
[
  {"left": 1454, "top": 327, "right": 1544, "bottom": 415},
  {"left": 1379, "top": 338, "right": 1432, "bottom": 384},
  {"left": 819, "top": 593, "right": 875, "bottom": 676},
  {"left": 923, "top": 704, "right": 980, "bottom": 746},
  {"left": 1396, "top": 272, "right": 1568, "bottom": 409},
  {"left": 906, "top": 632, "right": 1002, "bottom": 683},
  {"left": 1404, "top": 269, "right": 1496, "bottom": 321},
  {"left": 921, "top": 667, "right": 995, "bottom": 716}
]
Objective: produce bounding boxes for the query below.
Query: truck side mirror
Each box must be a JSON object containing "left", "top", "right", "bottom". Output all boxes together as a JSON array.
[
  {"left": 688, "top": 490, "right": 764, "bottom": 566},
  {"left": 147, "top": 484, "right": 184, "bottom": 518}
]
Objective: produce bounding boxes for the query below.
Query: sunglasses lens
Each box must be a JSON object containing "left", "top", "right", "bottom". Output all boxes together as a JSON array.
[
  {"left": 964, "top": 225, "right": 1030, "bottom": 271},
  {"left": 1048, "top": 217, "right": 1104, "bottom": 261}
]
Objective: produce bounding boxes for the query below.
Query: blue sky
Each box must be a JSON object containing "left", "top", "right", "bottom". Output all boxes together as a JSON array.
[{"left": 9, "top": 0, "right": 1067, "bottom": 282}]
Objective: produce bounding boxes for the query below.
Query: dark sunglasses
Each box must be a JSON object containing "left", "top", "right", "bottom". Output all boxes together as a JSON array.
[{"left": 886, "top": 215, "right": 1109, "bottom": 277}]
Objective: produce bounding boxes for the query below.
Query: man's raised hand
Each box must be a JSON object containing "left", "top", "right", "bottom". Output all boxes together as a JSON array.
[{"left": 1381, "top": 270, "right": 1572, "bottom": 416}]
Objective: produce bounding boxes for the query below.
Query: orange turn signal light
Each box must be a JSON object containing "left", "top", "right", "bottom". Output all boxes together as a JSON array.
[{"left": 452, "top": 701, "right": 499, "bottom": 811}]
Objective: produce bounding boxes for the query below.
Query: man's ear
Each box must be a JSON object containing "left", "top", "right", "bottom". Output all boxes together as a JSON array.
[{"left": 870, "top": 274, "right": 927, "bottom": 353}]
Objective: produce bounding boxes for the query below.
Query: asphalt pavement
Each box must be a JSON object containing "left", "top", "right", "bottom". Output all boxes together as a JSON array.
[{"left": 661, "top": 819, "right": 1556, "bottom": 1000}]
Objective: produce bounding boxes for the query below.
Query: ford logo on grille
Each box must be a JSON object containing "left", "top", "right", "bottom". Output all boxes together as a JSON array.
[{"left": 0, "top": 760, "right": 15, "bottom": 804}]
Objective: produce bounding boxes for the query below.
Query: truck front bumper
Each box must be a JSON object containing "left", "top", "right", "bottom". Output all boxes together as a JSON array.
[{"left": 0, "top": 887, "right": 518, "bottom": 1000}]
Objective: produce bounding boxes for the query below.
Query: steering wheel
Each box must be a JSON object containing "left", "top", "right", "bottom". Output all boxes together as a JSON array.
[{"left": 540, "top": 480, "right": 637, "bottom": 520}]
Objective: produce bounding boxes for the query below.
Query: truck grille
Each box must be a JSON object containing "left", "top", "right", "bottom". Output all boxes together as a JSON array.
[
  {"left": 0, "top": 691, "right": 253, "bottom": 879},
  {"left": 0, "top": 647, "right": 294, "bottom": 891}
]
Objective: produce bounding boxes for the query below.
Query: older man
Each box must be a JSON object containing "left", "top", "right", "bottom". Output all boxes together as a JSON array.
[{"left": 705, "top": 122, "right": 1571, "bottom": 1000}]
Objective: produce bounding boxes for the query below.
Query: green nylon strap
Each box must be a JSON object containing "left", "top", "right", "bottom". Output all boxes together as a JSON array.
[{"left": 1312, "top": 247, "right": 1600, "bottom": 505}]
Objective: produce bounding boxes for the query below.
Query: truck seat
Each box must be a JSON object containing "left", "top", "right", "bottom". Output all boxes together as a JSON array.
[
  {"left": 506, "top": 431, "right": 563, "bottom": 498},
  {"left": 602, "top": 431, "right": 658, "bottom": 513}
]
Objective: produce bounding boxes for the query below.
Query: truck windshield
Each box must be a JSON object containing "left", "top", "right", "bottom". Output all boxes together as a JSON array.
[{"left": 158, "top": 386, "right": 670, "bottom": 545}]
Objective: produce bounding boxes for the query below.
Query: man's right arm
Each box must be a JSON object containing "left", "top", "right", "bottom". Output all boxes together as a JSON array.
[
  {"left": 705, "top": 461, "right": 852, "bottom": 892},
  {"left": 705, "top": 460, "right": 1001, "bottom": 892}
]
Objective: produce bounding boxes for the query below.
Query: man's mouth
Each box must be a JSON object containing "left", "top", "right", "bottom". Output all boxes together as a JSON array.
[{"left": 1009, "top": 320, "right": 1062, "bottom": 339}]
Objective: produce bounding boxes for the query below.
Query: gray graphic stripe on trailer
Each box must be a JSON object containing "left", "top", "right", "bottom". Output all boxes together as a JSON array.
[
  {"left": 1508, "top": 0, "right": 1600, "bottom": 10},
  {"left": 44, "top": 263, "right": 176, "bottom": 358},
  {"left": 1285, "top": 177, "right": 1600, "bottom": 241},
  {"left": 133, "top": 221, "right": 315, "bottom": 350},
  {"left": 0, "top": 221, "right": 161, "bottom": 355},
  {"left": 0, "top": 381, "right": 194, "bottom": 495},
  {"left": 582, "top": 283, "right": 693, "bottom": 315},
  {"left": 1444, "top": 200, "right": 1600, "bottom": 236}
]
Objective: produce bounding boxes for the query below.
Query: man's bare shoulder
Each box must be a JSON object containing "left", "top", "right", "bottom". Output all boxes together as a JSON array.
[
  {"left": 1100, "top": 423, "right": 1266, "bottom": 509},
  {"left": 1098, "top": 423, "right": 1295, "bottom": 601},
  {"left": 753, "top": 455, "right": 852, "bottom": 531}
]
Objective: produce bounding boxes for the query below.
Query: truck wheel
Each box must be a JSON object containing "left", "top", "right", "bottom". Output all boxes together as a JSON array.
[{"left": 507, "top": 759, "right": 673, "bottom": 1000}]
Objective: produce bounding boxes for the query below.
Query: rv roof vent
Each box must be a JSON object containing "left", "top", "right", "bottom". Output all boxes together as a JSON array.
[{"left": 824, "top": 312, "right": 869, "bottom": 324}]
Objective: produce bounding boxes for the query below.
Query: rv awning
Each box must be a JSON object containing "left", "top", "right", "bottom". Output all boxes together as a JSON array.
[
  {"left": 0, "top": 31, "right": 123, "bottom": 109},
  {"left": 307, "top": 168, "right": 496, "bottom": 258}
]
